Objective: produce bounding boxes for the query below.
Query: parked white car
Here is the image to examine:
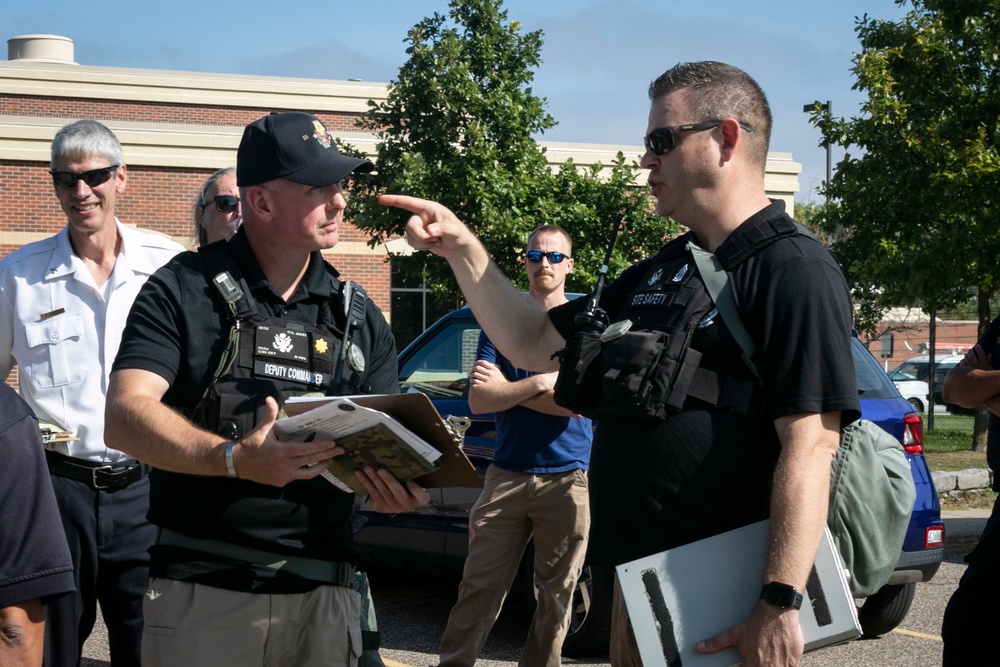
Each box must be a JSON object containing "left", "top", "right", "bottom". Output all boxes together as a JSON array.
[
  {"left": 892, "top": 379, "right": 930, "bottom": 413},
  {"left": 888, "top": 354, "right": 964, "bottom": 413}
]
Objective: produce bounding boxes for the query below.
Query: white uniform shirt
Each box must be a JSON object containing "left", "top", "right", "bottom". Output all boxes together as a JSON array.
[{"left": 0, "top": 220, "right": 185, "bottom": 462}]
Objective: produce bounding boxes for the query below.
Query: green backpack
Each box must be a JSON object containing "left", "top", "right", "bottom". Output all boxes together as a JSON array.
[{"left": 689, "top": 241, "right": 916, "bottom": 598}]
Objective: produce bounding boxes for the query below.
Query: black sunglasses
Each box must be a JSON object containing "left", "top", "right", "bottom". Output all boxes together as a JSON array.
[
  {"left": 526, "top": 250, "right": 570, "bottom": 264},
  {"left": 49, "top": 164, "right": 119, "bottom": 189},
  {"left": 203, "top": 195, "right": 240, "bottom": 213},
  {"left": 643, "top": 120, "right": 753, "bottom": 156}
]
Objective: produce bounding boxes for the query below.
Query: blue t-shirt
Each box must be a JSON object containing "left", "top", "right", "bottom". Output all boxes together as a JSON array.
[{"left": 475, "top": 331, "right": 592, "bottom": 473}]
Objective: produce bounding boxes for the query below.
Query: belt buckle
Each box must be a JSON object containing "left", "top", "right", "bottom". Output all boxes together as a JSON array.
[{"left": 92, "top": 465, "right": 113, "bottom": 490}]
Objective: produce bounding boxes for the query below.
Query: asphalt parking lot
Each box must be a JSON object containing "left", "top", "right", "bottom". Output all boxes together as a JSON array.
[{"left": 79, "top": 509, "right": 990, "bottom": 666}]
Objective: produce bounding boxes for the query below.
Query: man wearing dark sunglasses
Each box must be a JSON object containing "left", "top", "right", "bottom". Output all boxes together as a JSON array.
[
  {"left": 383, "top": 61, "right": 859, "bottom": 667},
  {"left": 0, "top": 119, "right": 185, "bottom": 666},
  {"left": 192, "top": 167, "right": 242, "bottom": 247},
  {"left": 437, "top": 225, "right": 591, "bottom": 667}
]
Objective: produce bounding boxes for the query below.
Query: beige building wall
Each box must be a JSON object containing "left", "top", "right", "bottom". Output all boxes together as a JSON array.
[{"left": 0, "top": 40, "right": 801, "bottom": 244}]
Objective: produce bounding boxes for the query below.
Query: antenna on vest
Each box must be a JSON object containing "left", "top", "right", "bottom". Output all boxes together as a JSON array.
[{"left": 574, "top": 215, "right": 623, "bottom": 335}]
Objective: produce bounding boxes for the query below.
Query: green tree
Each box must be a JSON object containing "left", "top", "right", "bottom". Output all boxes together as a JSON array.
[
  {"left": 346, "top": 0, "right": 672, "bottom": 295},
  {"left": 807, "top": 0, "right": 1000, "bottom": 448}
]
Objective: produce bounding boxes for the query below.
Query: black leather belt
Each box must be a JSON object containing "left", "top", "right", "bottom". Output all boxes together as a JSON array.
[{"left": 45, "top": 449, "right": 150, "bottom": 490}]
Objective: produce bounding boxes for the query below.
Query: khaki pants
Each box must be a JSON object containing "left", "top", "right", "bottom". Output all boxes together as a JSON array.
[
  {"left": 141, "top": 578, "right": 361, "bottom": 666},
  {"left": 438, "top": 466, "right": 590, "bottom": 667}
]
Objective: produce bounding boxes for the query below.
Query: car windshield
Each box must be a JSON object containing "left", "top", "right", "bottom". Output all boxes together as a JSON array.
[
  {"left": 889, "top": 362, "right": 925, "bottom": 382},
  {"left": 853, "top": 339, "right": 901, "bottom": 399},
  {"left": 399, "top": 317, "right": 480, "bottom": 398}
]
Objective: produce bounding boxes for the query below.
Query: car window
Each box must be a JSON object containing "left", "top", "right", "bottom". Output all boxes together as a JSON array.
[
  {"left": 399, "top": 320, "right": 482, "bottom": 398},
  {"left": 889, "top": 362, "right": 924, "bottom": 382},
  {"left": 853, "top": 339, "right": 900, "bottom": 399}
]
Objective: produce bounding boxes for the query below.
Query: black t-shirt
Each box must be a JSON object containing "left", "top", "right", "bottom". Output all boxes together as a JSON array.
[
  {"left": 549, "top": 202, "right": 860, "bottom": 566},
  {"left": 113, "top": 229, "right": 399, "bottom": 590},
  {"left": 0, "top": 383, "right": 75, "bottom": 607}
]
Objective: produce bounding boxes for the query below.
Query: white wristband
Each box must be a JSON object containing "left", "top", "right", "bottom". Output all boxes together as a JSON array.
[{"left": 225, "top": 441, "right": 239, "bottom": 478}]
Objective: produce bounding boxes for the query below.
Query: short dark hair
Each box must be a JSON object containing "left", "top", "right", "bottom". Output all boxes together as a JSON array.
[
  {"left": 648, "top": 61, "right": 772, "bottom": 169},
  {"left": 527, "top": 225, "right": 572, "bottom": 253}
]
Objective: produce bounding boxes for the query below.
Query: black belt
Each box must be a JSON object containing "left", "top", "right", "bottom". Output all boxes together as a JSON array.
[
  {"left": 157, "top": 529, "right": 356, "bottom": 587},
  {"left": 45, "top": 450, "right": 150, "bottom": 490}
]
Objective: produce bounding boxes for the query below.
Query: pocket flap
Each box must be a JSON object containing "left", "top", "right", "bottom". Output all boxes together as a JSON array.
[{"left": 25, "top": 313, "right": 85, "bottom": 348}]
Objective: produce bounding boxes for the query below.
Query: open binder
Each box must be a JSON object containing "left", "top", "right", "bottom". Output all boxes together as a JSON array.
[{"left": 281, "top": 392, "right": 481, "bottom": 493}]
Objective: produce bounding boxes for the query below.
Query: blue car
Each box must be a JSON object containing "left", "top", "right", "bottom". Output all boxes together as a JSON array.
[{"left": 353, "top": 305, "right": 944, "bottom": 656}]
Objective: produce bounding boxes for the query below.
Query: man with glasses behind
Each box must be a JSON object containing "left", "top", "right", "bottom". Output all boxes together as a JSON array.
[
  {"left": 382, "top": 61, "right": 858, "bottom": 666},
  {"left": 437, "top": 225, "right": 592, "bottom": 667},
  {"left": 0, "top": 119, "right": 185, "bottom": 666},
  {"left": 192, "top": 167, "right": 241, "bottom": 247}
]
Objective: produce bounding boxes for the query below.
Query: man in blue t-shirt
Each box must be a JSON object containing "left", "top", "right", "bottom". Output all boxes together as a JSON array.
[{"left": 437, "top": 225, "right": 593, "bottom": 667}]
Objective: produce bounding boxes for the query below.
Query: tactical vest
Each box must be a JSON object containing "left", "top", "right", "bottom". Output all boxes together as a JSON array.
[
  {"left": 191, "top": 245, "right": 369, "bottom": 441},
  {"left": 554, "top": 214, "right": 805, "bottom": 422}
]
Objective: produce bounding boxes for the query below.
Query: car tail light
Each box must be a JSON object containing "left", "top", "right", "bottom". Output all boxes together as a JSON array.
[
  {"left": 902, "top": 412, "right": 924, "bottom": 455},
  {"left": 925, "top": 524, "right": 944, "bottom": 549}
]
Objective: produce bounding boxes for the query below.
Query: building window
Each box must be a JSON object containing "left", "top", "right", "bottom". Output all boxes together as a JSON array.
[{"left": 390, "top": 261, "right": 461, "bottom": 351}]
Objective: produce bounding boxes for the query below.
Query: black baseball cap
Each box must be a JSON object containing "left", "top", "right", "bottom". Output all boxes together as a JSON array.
[{"left": 236, "top": 111, "right": 374, "bottom": 187}]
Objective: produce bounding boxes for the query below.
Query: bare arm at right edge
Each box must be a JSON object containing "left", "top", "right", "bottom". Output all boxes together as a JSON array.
[
  {"left": 943, "top": 344, "right": 1000, "bottom": 408},
  {"left": 379, "top": 194, "right": 565, "bottom": 372}
]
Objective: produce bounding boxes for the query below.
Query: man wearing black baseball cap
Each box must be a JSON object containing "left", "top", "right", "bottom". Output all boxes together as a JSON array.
[{"left": 106, "top": 111, "right": 427, "bottom": 665}]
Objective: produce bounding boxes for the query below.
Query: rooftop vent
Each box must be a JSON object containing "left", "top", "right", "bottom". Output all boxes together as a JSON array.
[{"left": 7, "top": 34, "right": 77, "bottom": 65}]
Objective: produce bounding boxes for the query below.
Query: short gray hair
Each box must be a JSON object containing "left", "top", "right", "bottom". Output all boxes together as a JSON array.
[{"left": 50, "top": 120, "right": 124, "bottom": 167}]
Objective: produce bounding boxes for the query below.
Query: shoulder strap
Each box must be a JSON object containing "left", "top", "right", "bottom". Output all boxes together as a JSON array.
[
  {"left": 714, "top": 213, "right": 802, "bottom": 269},
  {"left": 687, "top": 241, "right": 760, "bottom": 380}
]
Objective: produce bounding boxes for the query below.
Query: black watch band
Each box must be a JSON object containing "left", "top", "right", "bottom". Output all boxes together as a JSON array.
[{"left": 759, "top": 582, "right": 803, "bottom": 610}]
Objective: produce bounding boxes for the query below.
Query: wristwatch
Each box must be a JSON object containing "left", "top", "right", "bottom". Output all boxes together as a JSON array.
[{"left": 759, "top": 582, "right": 803, "bottom": 610}]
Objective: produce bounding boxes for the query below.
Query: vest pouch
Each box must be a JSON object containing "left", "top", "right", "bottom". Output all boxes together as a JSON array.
[
  {"left": 197, "top": 377, "right": 279, "bottom": 440},
  {"left": 553, "top": 330, "right": 605, "bottom": 416},
  {"left": 589, "top": 330, "right": 668, "bottom": 420}
]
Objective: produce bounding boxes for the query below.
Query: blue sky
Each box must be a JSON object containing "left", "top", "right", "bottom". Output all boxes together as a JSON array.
[{"left": 10, "top": 0, "right": 910, "bottom": 201}]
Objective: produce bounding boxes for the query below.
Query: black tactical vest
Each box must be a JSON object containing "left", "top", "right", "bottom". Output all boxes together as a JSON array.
[
  {"left": 191, "top": 247, "right": 368, "bottom": 441},
  {"left": 554, "top": 222, "right": 791, "bottom": 422}
]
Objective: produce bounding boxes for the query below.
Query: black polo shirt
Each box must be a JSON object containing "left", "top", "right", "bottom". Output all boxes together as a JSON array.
[{"left": 114, "top": 228, "right": 398, "bottom": 591}]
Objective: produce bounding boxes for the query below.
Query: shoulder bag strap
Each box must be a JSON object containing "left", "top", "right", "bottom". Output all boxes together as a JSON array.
[{"left": 687, "top": 241, "right": 761, "bottom": 381}]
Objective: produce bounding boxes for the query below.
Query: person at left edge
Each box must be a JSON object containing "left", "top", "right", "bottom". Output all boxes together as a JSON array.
[
  {"left": 104, "top": 111, "right": 429, "bottom": 666},
  {"left": 0, "top": 119, "right": 185, "bottom": 667},
  {"left": 0, "top": 382, "right": 75, "bottom": 667}
]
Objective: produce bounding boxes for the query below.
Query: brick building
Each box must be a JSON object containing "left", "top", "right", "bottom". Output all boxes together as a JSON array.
[
  {"left": 861, "top": 314, "right": 981, "bottom": 371},
  {"left": 0, "top": 34, "right": 803, "bottom": 353}
]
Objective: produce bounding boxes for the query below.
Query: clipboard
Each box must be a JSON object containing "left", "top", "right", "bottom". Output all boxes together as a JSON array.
[
  {"left": 283, "top": 392, "right": 481, "bottom": 490},
  {"left": 616, "top": 520, "right": 860, "bottom": 666}
]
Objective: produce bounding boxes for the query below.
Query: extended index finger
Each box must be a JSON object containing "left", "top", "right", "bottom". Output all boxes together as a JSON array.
[{"left": 378, "top": 194, "right": 438, "bottom": 217}]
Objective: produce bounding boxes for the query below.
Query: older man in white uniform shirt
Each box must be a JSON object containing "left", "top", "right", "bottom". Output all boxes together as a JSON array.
[{"left": 0, "top": 119, "right": 184, "bottom": 666}]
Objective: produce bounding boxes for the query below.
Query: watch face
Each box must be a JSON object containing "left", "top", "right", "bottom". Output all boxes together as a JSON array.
[{"left": 761, "top": 582, "right": 803, "bottom": 609}]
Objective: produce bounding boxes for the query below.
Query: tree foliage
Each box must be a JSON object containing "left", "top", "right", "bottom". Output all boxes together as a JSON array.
[
  {"left": 808, "top": 0, "right": 1000, "bottom": 339},
  {"left": 346, "top": 0, "right": 673, "bottom": 294}
]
